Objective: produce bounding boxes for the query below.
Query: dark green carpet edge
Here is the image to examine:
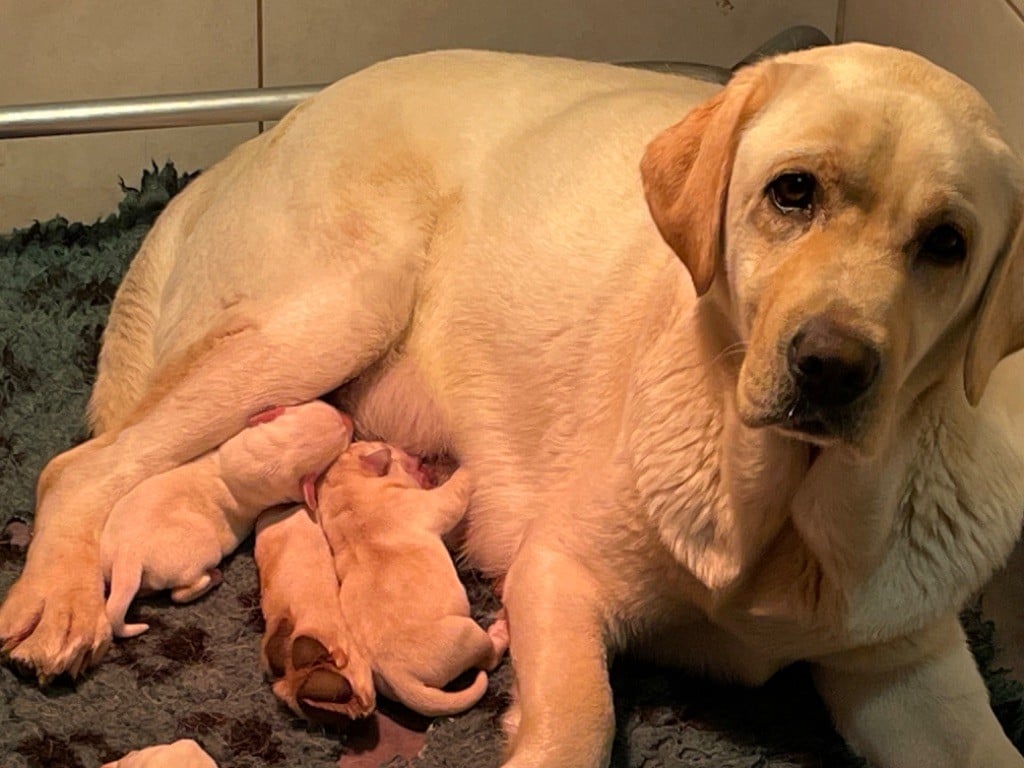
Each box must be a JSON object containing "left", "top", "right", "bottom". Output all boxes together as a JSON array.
[{"left": 1, "top": 165, "right": 1021, "bottom": 767}]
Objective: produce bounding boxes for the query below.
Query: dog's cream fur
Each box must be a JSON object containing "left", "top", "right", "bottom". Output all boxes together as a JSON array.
[
  {"left": 317, "top": 441, "right": 507, "bottom": 717},
  {"left": 2, "top": 44, "right": 1024, "bottom": 767}
]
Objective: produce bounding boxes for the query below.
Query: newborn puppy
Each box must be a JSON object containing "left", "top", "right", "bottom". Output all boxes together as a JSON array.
[
  {"left": 254, "top": 504, "right": 375, "bottom": 721},
  {"left": 317, "top": 441, "right": 507, "bottom": 717},
  {"left": 102, "top": 401, "right": 352, "bottom": 638},
  {"left": 101, "top": 739, "right": 217, "bottom": 768}
]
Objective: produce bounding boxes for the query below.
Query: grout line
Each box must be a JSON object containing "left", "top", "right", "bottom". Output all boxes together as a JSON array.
[
  {"left": 834, "top": 0, "right": 847, "bottom": 43},
  {"left": 1005, "top": 0, "right": 1024, "bottom": 26},
  {"left": 257, "top": 0, "right": 265, "bottom": 133}
]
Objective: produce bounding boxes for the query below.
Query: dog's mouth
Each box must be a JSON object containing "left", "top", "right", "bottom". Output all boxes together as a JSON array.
[
  {"left": 743, "top": 393, "right": 866, "bottom": 448},
  {"left": 773, "top": 415, "right": 843, "bottom": 447}
]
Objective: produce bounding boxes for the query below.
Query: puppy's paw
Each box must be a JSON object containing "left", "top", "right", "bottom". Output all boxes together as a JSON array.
[
  {"left": 0, "top": 568, "right": 111, "bottom": 682},
  {"left": 268, "top": 633, "right": 376, "bottom": 721},
  {"left": 261, "top": 616, "right": 294, "bottom": 677},
  {"left": 501, "top": 698, "right": 521, "bottom": 742},
  {"left": 272, "top": 663, "right": 372, "bottom": 722},
  {"left": 296, "top": 666, "right": 357, "bottom": 721},
  {"left": 487, "top": 612, "right": 510, "bottom": 665},
  {"left": 101, "top": 738, "right": 218, "bottom": 767},
  {"left": 169, "top": 568, "right": 223, "bottom": 604}
]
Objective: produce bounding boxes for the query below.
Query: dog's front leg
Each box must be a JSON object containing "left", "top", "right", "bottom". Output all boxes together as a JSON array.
[
  {"left": 0, "top": 439, "right": 115, "bottom": 680},
  {"left": 2, "top": 295, "right": 406, "bottom": 681},
  {"left": 813, "top": 614, "right": 1023, "bottom": 768},
  {"left": 500, "top": 541, "right": 615, "bottom": 768}
]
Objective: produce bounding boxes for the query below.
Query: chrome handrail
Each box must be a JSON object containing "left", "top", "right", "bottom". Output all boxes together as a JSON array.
[{"left": 0, "top": 85, "right": 324, "bottom": 139}]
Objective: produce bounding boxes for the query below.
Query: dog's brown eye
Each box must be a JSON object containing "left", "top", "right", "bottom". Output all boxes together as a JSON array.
[
  {"left": 920, "top": 224, "right": 966, "bottom": 266},
  {"left": 768, "top": 173, "right": 816, "bottom": 213}
]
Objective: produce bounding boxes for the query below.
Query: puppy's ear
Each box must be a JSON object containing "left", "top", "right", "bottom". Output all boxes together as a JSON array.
[
  {"left": 964, "top": 206, "right": 1024, "bottom": 405},
  {"left": 640, "top": 67, "right": 773, "bottom": 295},
  {"left": 301, "top": 473, "right": 319, "bottom": 515},
  {"left": 359, "top": 448, "right": 392, "bottom": 477}
]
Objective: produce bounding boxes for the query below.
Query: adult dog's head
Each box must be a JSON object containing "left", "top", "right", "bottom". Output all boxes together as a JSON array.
[{"left": 641, "top": 43, "right": 1024, "bottom": 455}]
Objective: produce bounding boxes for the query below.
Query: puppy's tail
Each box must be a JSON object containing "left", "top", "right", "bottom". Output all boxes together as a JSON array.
[
  {"left": 386, "top": 668, "right": 489, "bottom": 717},
  {"left": 105, "top": 553, "right": 150, "bottom": 638}
]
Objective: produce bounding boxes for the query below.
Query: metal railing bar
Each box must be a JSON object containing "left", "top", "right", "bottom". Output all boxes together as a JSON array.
[{"left": 0, "top": 85, "right": 325, "bottom": 139}]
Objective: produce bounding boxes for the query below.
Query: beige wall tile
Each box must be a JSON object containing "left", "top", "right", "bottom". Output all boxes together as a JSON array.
[
  {"left": 0, "top": 124, "right": 258, "bottom": 231},
  {"left": 0, "top": 0, "right": 260, "bottom": 232},
  {"left": 263, "top": 0, "right": 839, "bottom": 87},
  {"left": 843, "top": 0, "right": 1024, "bottom": 152},
  {"left": 0, "top": 0, "right": 258, "bottom": 104}
]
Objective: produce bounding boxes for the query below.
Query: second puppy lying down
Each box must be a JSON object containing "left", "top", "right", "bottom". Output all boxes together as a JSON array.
[
  {"left": 255, "top": 503, "right": 376, "bottom": 722},
  {"left": 102, "top": 401, "right": 353, "bottom": 638},
  {"left": 317, "top": 441, "right": 508, "bottom": 717}
]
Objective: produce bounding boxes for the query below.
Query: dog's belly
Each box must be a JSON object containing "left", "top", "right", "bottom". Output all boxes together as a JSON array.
[{"left": 332, "top": 353, "right": 452, "bottom": 458}]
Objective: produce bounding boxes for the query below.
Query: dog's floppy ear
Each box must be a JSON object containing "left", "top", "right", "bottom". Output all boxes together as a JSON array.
[
  {"left": 640, "top": 67, "right": 773, "bottom": 296},
  {"left": 964, "top": 205, "right": 1024, "bottom": 405}
]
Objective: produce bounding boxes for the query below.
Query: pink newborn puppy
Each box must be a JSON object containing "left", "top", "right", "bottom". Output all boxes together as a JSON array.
[
  {"left": 255, "top": 503, "right": 375, "bottom": 721},
  {"left": 101, "top": 739, "right": 217, "bottom": 768},
  {"left": 317, "top": 441, "right": 507, "bottom": 717},
  {"left": 102, "top": 401, "right": 352, "bottom": 638}
]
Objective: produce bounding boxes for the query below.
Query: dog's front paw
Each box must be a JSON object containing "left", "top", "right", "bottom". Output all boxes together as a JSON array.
[{"left": 0, "top": 565, "right": 111, "bottom": 683}]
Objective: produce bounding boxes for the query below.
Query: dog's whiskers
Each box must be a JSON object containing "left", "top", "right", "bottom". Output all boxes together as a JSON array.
[{"left": 705, "top": 341, "right": 749, "bottom": 369}]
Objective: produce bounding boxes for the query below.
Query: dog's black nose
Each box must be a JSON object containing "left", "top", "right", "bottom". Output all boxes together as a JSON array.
[{"left": 787, "top": 318, "right": 880, "bottom": 408}]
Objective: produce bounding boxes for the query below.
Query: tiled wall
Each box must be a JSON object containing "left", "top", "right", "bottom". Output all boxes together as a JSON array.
[
  {"left": 0, "top": 0, "right": 837, "bottom": 232},
  {"left": 260, "top": 0, "right": 839, "bottom": 86},
  {"left": 0, "top": 0, "right": 260, "bottom": 233},
  {"left": 1, "top": 0, "right": 1021, "bottom": 232},
  {"left": 840, "top": 0, "right": 1024, "bottom": 153}
]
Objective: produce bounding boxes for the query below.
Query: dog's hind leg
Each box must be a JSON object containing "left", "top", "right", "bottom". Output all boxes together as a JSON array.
[
  {"left": 87, "top": 204, "right": 185, "bottom": 436},
  {"left": 0, "top": 276, "right": 418, "bottom": 681}
]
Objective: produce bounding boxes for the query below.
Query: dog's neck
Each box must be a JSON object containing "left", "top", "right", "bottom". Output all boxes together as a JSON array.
[
  {"left": 783, "top": 324, "right": 983, "bottom": 593},
  {"left": 628, "top": 280, "right": 941, "bottom": 602},
  {"left": 626, "top": 268, "right": 1019, "bottom": 622},
  {"left": 628, "top": 285, "right": 810, "bottom": 593}
]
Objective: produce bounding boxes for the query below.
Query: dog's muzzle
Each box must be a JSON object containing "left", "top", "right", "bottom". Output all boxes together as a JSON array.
[{"left": 780, "top": 317, "right": 881, "bottom": 439}]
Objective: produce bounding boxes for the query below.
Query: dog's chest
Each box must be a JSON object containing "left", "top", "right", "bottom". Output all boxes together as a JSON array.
[
  {"left": 717, "top": 412, "right": 1024, "bottom": 658},
  {"left": 840, "top": 414, "right": 1024, "bottom": 644},
  {"left": 636, "top": 409, "right": 1024, "bottom": 675}
]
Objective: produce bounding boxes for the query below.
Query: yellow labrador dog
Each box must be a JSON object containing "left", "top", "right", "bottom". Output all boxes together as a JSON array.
[{"left": 2, "top": 42, "right": 1023, "bottom": 768}]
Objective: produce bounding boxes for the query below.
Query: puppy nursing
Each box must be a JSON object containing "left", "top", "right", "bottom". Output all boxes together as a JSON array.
[
  {"left": 101, "top": 401, "right": 352, "bottom": 637},
  {"left": 315, "top": 441, "right": 507, "bottom": 716},
  {"left": 99, "top": 394, "right": 500, "bottom": 721},
  {"left": 255, "top": 503, "right": 376, "bottom": 721}
]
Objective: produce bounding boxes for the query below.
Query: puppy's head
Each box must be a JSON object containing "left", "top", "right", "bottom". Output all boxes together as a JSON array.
[
  {"left": 642, "top": 42, "right": 1024, "bottom": 454},
  {"left": 333, "top": 440, "right": 432, "bottom": 489}
]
